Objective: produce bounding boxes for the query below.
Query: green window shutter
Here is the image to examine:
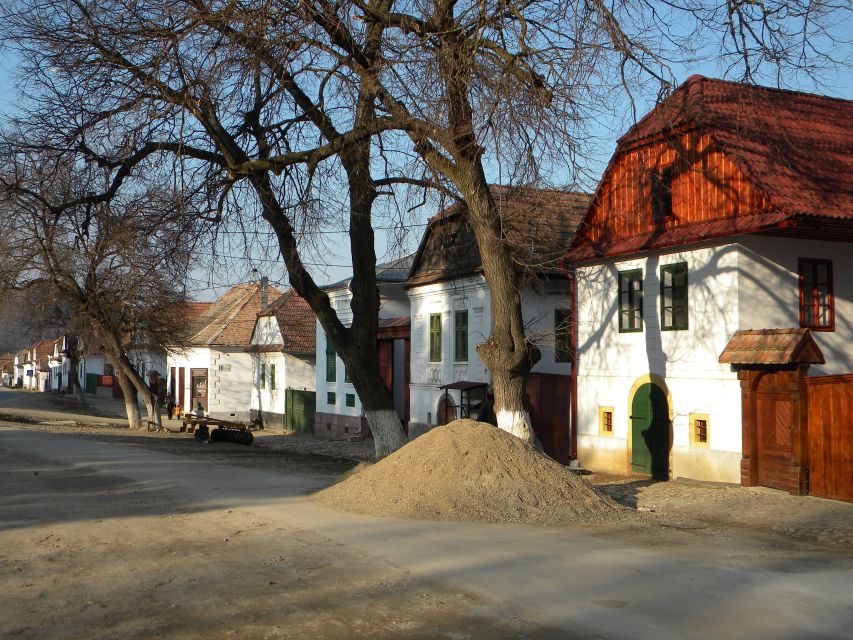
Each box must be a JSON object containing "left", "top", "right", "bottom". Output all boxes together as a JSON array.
[
  {"left": 618, "top": 269, "right": 644, "bottom": 332},
  {"left": 269, "top": 363, "right": 276, "bottom": 390},
  {"left": 429, "top": 314, "right": 442, "bottom": 362},
  {"left": 554, "top": 308, "right": 572, "bottom": 363},
  {"left": 327, "top": 391, "right": 336, "bottom": 404},
  {"left": 325, "top": 334, "right": 336, "bottom": 382},
  {"left": 260, "top": 362, "right": 266, "bottom": 389},
  {"left": 660, "top": 263, "right": 688, "bottom": 330},
  {"left": 454, "top": 310, "right": 468, "bottom": 362},
  {"left": 345, "top": 393, "right": 356, "bottom": 407}
]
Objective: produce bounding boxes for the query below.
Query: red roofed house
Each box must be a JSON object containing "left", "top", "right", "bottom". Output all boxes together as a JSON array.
[
  {"left": 166, "top": 282, "right": 281, "bottom": 421},
  {"left": 568, "top": 76, "right": 853, "bottom": 498},
  {"left": 246, "top": 288, "right": 317, "bottom": 431}
]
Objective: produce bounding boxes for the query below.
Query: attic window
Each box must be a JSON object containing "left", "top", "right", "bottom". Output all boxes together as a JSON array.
[{"left": 651, "top": 166, "right": 674, "bottom": 222}]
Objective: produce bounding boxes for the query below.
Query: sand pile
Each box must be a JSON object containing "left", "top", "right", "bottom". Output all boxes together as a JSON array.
[{"left": 317, "top": 419, "right": 626, "bottom": 526}]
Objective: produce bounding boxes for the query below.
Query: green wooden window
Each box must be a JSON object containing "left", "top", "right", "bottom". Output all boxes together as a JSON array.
[
  {"left": 327, "top": 391, "right": 336, "bottom": 405},
  {"left": 344, "top": 362, "right": 351, "bottom": 383},
  {"left": 429, "top": 313, "right": 442, "bottom": 362},
  {"left": 269, "top": 363, "right": 276, "bottom": 390},
  {"left": 345, "top": 393, "right": 356, "bottom": 408},
  {"left": 660, "top": 262, "right": 688, "bottom": 330},
  {"left": 799, "top": 258, "right": 834, "bottom": 330},
  {"left": 554, "top": 308, "right": 572, "bottom": 363},
  {"left": 259, "top": 363, "right": 266, "bottom": 389},
  {"left": 618, "top": 269, "right": 643, "bottom": 332},
  {"left": 454, "top": 310, "right": 468, "bottom": 362},
  {"left": 325, "top": 335, "right": 336, "bottom": 382}
]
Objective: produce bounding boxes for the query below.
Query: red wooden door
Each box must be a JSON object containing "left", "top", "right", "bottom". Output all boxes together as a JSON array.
[
  {"left": 806, "top": 375, "right": 853, "bottom": 502},
  {"left": 755, "top": 373, "right": 793, "bottom": 490},
  {"left": 377, "top": 340, "right": 393, "bottom": 391},
  {"left": 526, "top": 373, "right": 571, "bottom": 464}
]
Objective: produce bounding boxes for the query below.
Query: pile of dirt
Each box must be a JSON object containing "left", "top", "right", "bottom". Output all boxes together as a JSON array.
[{"left": 317, "top": 419, "right": 627, "bottom": 526}]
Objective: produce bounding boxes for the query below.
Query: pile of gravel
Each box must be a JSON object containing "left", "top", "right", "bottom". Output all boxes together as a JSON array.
[{"left": 317, "top": 419, "right": 626, "bottom": 526}]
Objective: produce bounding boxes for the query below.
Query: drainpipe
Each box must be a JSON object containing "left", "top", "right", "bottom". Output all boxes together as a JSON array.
[{"left": 562, "top": 256, "right": 579, "bottom": 463}]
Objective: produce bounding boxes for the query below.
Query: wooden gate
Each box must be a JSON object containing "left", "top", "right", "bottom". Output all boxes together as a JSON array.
[
  {"left": 526, "top": 373, "right": 571, "bottom": 464},
  {"left": 285, "top": 389, "right": 316, "bottom": 433},
  {"left": 805, "top": 374, "right": 853, "bottom": 502}
]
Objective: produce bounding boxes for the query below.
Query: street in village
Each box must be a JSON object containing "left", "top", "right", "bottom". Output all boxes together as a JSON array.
[{"left": 1, "top": 387, "right": 852, "bottom": 639}]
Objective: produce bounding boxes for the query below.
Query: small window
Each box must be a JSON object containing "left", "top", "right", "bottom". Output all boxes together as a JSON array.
[
  {"left": 599, "top": 406, "right": 615, "bottom": 436},
  {"left": 269, "top": 363, "right": 276, "bottom": 390},
  {"left": 325, "top": 334, "right": 336, "bottom": 383},
  {"left": 651, "top": 166, "right": 674, "bottom": 221},
  {"left": 618, "top": 270, "right": 643, "bottom": 333},
  {"left": 454, "top": 310, "right": 468, "bottom": 362},
  {"left": 690, "top": 414, "right": 710, "bottom": 448},
  {"left": 429, "top": 314, "right": 442, "bottom": 362},
  {"left": 327, "top": 391, "right": 336, "bottom": 405},
  {"left": 799, "top": 258, "right": 834, "bottom": 331},
  {"left": 259, "top": 363, "right": 266, "bottom": 389},
  {"left": 345, "top": 393, "right": 356, "bottom": 408},
  {"left": 218, "top": 364, "right": 231, "bottom": 372},
  {"left": 554, "top": 308, "right": 572, "bottom": 363},
  {"left": 344, "top": 361, "right": 351, "bottom": 383},
  {"left": 660, "top": 263, "right": 688, "bottom": 331}
]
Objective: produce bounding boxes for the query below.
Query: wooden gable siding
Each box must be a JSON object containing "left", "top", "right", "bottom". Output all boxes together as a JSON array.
[{"left": 579, "top": 131, "right": 774, "bottom": 249}]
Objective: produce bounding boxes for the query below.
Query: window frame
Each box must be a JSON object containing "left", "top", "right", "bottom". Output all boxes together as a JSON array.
[
  {"left": 660, "top": 262, "right": 689, "bottom": 331},
  {"left": 651, "top": 165, "right": 674, "bottom": 222},
  {"left": 454, "top": 309, "right": 468, "bottom": 363},
  {"left": 798, "top": 258, "right": 834, "bottom": 331},
  {"left": 429, "top": 313, "right": 442, "bottom": 363},
  {"left": 325, "top": 334, "right": 336, "bottom": 383},
  {"left": 269, "top": 363, "right": 276, "bottom": 390},
  {"left": 618, "top": 269, "right": 644, "bottom": 333},
  {"left": 259, "top": 362, "right": 266, "bottom": 389},
  {"left": 554, "top": 308, "right": 572, "bottom": 363}
]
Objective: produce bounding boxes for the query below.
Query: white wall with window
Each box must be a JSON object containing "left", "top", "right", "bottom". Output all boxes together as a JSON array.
[{"left": 408, "top": 275, "right": 572, "bottom": 430}]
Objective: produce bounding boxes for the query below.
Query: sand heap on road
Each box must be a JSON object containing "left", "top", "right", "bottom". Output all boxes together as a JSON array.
[{"left": 317, "top": 419, "right": 625, "bottom": 526}]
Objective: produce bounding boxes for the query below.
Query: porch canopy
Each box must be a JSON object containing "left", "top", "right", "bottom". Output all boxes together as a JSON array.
[{"left": 719, "top": 328, "right": 825, "bottom": 368}]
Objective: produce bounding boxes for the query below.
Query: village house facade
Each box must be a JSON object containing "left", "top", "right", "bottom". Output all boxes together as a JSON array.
[
  {"left": 314, "top": 257, "right": 412, "bottom": 439},
  {"left": 407, "top": 187, "right": 588, "bottom": 463},
  {"left": 246, "top": 288, "right": 316, "bottom": 431},
  {"left": 167, "top": 283, "right": 280, "bottom": 421},
  {"left": 568, "top": 76, "right": 853, "bottom": 497}
]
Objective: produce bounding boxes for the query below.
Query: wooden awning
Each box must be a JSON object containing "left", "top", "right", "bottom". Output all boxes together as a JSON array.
[{"left": 719, "top": 328, "right": 825, "bottom": 367}]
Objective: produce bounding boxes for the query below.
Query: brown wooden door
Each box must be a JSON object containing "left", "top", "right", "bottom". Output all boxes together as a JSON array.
[
  {"left": 190, "top": 368, "right": 208, "bottom": 412},
  {"left": 755, "top": 373, "right": 793, "bottom": 490},
  {"left": 526, "top": 373, "right": 571, "bottom": 464},
  {"left": 178, "top": 367, "right": 186, "bottom": 411}
]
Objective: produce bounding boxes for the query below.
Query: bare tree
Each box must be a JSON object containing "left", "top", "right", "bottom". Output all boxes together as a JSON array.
[{"left": 0, "top": 144, "right": 194, "bottom": 429}]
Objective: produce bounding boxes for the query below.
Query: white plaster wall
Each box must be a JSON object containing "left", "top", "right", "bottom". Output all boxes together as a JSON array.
[
  {"left": 167, "top": 347, "right": 211, "bottom": 412},
  {"left": 208, "top": 348, "right": 254, "bottom": 419},
  {"left": 521, "top": 280, "right": 573, "bottom": 376},
  {"left": 738, "top": 236, "right": 853, "bottom": 375},
  {"left": 286, "top": 353, "right": 315, "bottom": 391},
  {"left": 576, "top": 244, "right": 743, "bottom": 482},
  {"left": 251, "top": 316, "right": 284, "bottom": 346},
  {"left": 250, "top": 352, "right": 285, "bottom": 415}
]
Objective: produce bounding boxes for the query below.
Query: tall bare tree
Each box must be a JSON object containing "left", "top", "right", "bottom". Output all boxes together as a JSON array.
[{"left": 0, "top": 144, "right": 194, "bottom": 428}]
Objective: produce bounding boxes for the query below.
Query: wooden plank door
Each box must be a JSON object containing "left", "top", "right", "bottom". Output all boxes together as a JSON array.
[
  {"left": 526, "top": 373, "right": 571, "bottom": 464},
  {"left": 806, "top": 375, "right": 853, "bottom": 502},
  {"left": 631, "top": 383, "right": 670, "bottom": 479},
  {"left": 755, "top": 373, "right": 793, "bottom": 490},
  {"left": 190, "top": 368, "right": 208, "bottom": 413}
]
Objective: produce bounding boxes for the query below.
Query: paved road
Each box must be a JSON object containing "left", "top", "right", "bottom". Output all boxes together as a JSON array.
[{"left": 2, "top": 426, "right": 852, "bottom": 639}]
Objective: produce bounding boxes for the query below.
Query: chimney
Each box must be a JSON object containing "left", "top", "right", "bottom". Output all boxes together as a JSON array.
[{"left": 260, "top": 276, "right": 269, "bottom": 309}]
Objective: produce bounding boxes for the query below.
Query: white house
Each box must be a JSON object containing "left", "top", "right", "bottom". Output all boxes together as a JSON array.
[
  {"left": 406, "top": 187, "right": 589, "bottom": 463},
  {"left": 568, "top": 76, "right": 853, "bottom": 493},
  {"left": 167, "top": 283, "right": 280, "bottom": 421},
  {"left": 246, "top": 288, "right": 316, "bottom": 431},
  {"left": 314, "top": 256, "right": 412, "bottom": 439}
]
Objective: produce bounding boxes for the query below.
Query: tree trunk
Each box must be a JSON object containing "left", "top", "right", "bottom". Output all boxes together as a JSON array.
[
  {"left": 115, "top": 368, "right": 141, "bottom": 429},
  {"left": 64, "top": 336, "right": 86, "bottom": 405}
]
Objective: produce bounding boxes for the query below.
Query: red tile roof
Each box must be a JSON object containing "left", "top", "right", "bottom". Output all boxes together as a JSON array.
[
  {"left": 719, "top": 328, "right": 825, "bottom": 366},
  {"left": 255, "top": 288, "right": 316, "bottom": 354},
  {"left": 569, "top": 76, "right": 853, "bottom": 261},
  {"left": 185, "top": 284, "right": 283, "bottom": 348}
]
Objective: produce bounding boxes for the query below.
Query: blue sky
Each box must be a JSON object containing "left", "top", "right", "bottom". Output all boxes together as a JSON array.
[{"left": 1, "top": 41, "right": 851, "bottom": 299}]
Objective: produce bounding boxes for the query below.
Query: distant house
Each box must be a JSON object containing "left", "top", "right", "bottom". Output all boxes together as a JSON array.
[
  {"left": 26, "top": 338, "right": 57, "bottom": 392},
  {"left": 314, "top": 256, "right": 413, "bottom": 439},
  {"left": 567, "top": 76, "right": 853, "bottom": 498},
  {"left": 246, "top": 289, "right": 316, "bottom": 431},
  {"left": 406, "top": 187, "right": 588, "bottom": 463},
  {"left": 0, "top": 353, "right": 14, "bottom": 386},
  {"left": 167, "top": 283, "right": 281, "bottom": 421}
]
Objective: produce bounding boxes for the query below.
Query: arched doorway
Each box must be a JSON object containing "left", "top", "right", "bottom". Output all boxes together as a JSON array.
[
  {"left": 630, "top": 382, "right": 671, "bottom": 479},
  {"left": 436, "top": 393, "right": 457, "bottom": 426}
]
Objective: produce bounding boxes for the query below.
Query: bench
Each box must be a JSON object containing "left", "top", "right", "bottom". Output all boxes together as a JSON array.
[{"left": 145, "top": 420, "right": 168, "bottom": 432}]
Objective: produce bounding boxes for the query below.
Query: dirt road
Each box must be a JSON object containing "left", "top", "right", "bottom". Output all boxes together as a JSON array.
[{"left": 2, "top": 421, "right": 852, "bottom": 639}]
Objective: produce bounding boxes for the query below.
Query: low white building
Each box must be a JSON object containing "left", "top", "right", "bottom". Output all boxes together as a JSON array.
[
  {"left": 314, "top": 257, "right": 412, "bottom": 439},
  {"left": 167, "top": 283, "right": 280, "bottom": 421},
  {"left": 406, "top": 187, "right": 588, "bottom": 463},
  {"left": 568, "top": 76, "right": 853, "bottom": 489},
  {"left": 247, "top": 289, "right": 316, "bottom": 431}
]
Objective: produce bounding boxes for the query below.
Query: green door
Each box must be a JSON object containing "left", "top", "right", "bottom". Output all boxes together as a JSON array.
[
  {"left": 631, "top": 383, "right": 670, "bottom": 479},
  {"left": 285, "top": 389, "right": 316, "bottom": 434}
]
